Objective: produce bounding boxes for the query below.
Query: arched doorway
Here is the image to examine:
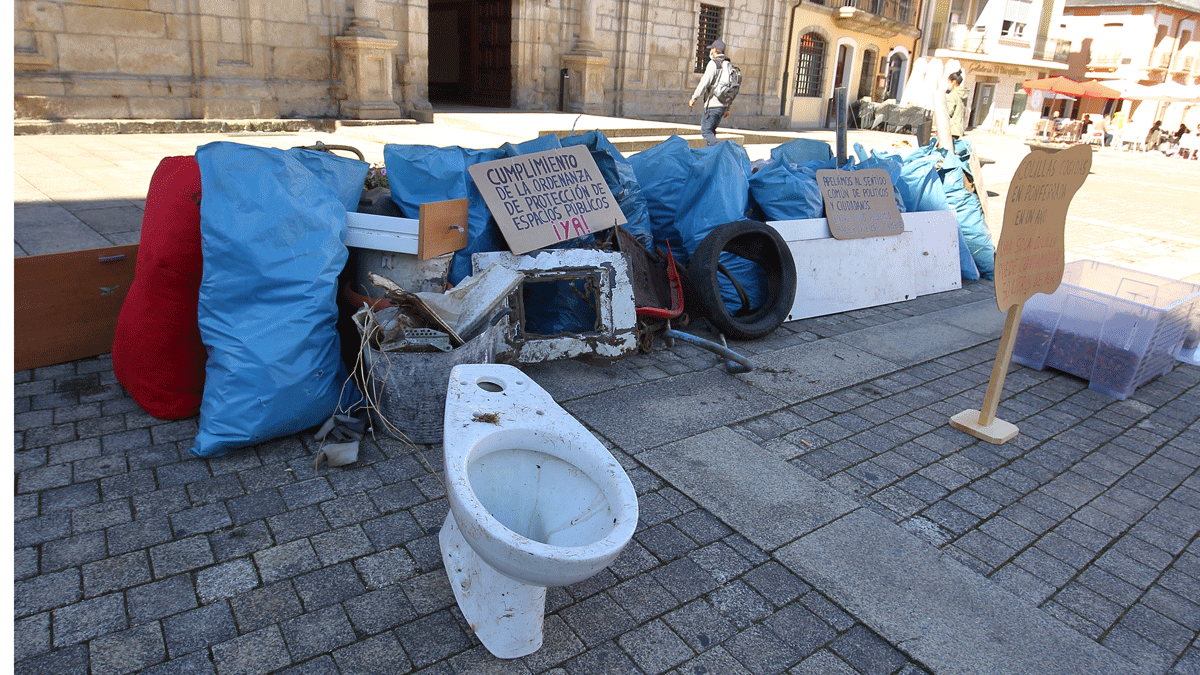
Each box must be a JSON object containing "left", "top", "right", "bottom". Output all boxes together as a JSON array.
[
  {"left": 885, "top": 52, "right": 907, "bottom": 101},
  {"left": 428, "top": 0, "right": 512, "bottom": 107}
]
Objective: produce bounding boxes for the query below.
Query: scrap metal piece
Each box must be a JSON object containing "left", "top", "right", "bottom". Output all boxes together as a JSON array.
[
  {"left": 396, "top": 327, "right": 453, "bottom": 352},
  {"left": 368, "top": 272, "right": 464, "bottom": 347},
  {"left": 472, "top": 250, "right": 639, "bottom": 365}
]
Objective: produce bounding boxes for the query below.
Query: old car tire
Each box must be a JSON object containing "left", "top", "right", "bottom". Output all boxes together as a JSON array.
[{"left": 687, "top": 220, "right": 797, "bottom": 341}]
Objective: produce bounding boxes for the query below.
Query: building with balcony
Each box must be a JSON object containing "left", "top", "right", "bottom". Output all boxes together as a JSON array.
[
  {"left": 917, "top": 0, "right": 1073, "bottom": 132},
  {"left": 14, "top": 0, "right": 920, "bottom": 131},
  {"left": 779, "top": 0, "right": 921, "bottom": 126},
  {"left": 1061, "top": 0, "right": 1199, "bottom": 127}
]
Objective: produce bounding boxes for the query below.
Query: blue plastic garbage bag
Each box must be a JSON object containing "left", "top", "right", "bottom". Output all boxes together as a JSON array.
[
  {"left": 561, "top": 130, "right": 653, "bottom": 248},
  {"left": 939, "top": 142, "right": 994, "bottom": 279},
  {"left": 629, "top": 136, "right": 752, "bottom": 264},
  {"left": 192, "top": 142, "right": 368, "bottom": 458},
  {"left": 849, "top": 143, "right": 907, "bottom": 213},
  {"left": 629, "top": 137, "right": 762, "bottom": 313},
  {"left": 384, "top": 144, "right": 508, "bottom": 286},
  {"left": 770, "top": 138, "right": 834, "bottom": 165},
  {"left": 896, "top": 143, "right": 981, "bottom": 280},
  {"left": 748, "top": 159, "right": 824, "bottom": 221},
  {"left": 895, "top": 143, "right": 947, "bottom": 211},
  {"left": 627, "top": 136, "right": 693, "bottom": 260}
]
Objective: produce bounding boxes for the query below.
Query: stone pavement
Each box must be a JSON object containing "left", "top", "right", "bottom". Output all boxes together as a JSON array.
[{"left": 12, "top": 117, "right": 1200, "bottom": 675}]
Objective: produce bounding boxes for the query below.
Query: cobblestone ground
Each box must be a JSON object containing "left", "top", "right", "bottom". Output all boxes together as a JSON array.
[
  {"left": 15, "top": 325, "right": 944, "bottom": 673},
  {"left": 14, "top": 275, "right": 1200, "bottom": 675},
  {"left": 725, "top": 309, "right": 1200, "bottom": 674}
]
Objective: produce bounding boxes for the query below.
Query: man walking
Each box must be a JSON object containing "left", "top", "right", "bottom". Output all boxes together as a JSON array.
[{"left": 689, "top": 39, "right": 732, "bottom": 146}]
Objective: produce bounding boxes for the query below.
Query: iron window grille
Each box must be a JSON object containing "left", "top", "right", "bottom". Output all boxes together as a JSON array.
[
  {"left": 795, "top": 32, "right": 827, "bottom": 97},
  {"left": 696, "top": 4, "right": 723, "bottom": 73}
]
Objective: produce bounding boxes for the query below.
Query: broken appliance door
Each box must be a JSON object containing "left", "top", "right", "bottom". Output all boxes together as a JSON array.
[{"left": 472, "top": 250, "right": 638, "bottom": 365}]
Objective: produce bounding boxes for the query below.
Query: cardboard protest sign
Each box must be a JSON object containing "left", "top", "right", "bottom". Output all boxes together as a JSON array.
[
  {"left": 814, "top": 169, "right": 904, "bottom": 240},
  {"left": 468, "top": 145, "right": 626, "bottom": 255},
  {"left": 950, "top": 143, "right": 1091, "bottom": 445},
  {"left": 993, "top": 144, "right": 1092, "bottom": 311}
]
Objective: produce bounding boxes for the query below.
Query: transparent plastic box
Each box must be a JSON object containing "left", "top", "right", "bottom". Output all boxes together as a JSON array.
[{"left": 1012, "top": 260, "right": 1200, "bottom": 400}]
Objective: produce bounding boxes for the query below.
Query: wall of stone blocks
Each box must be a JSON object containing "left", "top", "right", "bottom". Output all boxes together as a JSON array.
[
  {"left": 14, "top": 0, "right": 352, "bottom": 120},
  {"left": 14, "top": 0, "right": 794, "bottom": 125},
  {"left": 576, "top": 0, "right": 790, "bottom": 125}
]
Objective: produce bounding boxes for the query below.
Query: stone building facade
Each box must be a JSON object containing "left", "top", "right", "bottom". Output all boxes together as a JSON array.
[{"left": 14, "top": 0, "right": 918, "bottom": 128}]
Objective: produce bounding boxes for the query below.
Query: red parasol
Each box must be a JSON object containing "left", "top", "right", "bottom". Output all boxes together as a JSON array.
[
  {"left": 1079, "top": 80, "right": 1121, "bottom": 99},
  {"left": 1022, "top": 76, "right": 1087, "bottom": 97}
]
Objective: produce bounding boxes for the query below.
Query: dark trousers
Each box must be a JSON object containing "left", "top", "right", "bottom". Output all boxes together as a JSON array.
[{"left": 700, "top": 106, "right": 727, "bottom": 146}]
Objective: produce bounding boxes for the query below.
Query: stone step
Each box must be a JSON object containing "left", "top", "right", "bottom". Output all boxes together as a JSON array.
[
  {"left": 428, "top": 111, "right": 799, "bottom": 150},
  {"left": 608, "top": 133, "right": 744, "bottom": 153}
]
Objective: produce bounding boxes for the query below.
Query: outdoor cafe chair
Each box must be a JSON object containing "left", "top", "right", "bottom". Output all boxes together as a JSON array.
[{"left": 1056, "top": 121, "right": 1081, "bottom": 143}]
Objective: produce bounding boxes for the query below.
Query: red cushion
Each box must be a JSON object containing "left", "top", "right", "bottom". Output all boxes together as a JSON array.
[{"left": 112, "top": 156, "right": 207, "bottom": 419}]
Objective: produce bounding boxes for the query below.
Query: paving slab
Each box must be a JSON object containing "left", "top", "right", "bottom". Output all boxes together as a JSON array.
[
  {"left": 922, "top": 299, "right": 1008, "bottom": 338},
  {"left": 830, "top": 311, "right": 997, "bottom": 367},
  {"left": 562, "top": 369, "right": 786, "bottom": 454},
  {"left": 776, "top": 508, "right": 1151, "bottom": 675},
  {"left": 739, "top": 339, "right": 901, "bottom": 404},
  {"left": 639, "top": 427, "right": 857, "bottom": 551}
]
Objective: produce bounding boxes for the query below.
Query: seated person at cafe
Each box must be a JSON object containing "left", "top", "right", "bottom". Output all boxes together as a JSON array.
[
  {"left": 1146, "top": 121, "right": 1163, "bottom": 150},
  {"left": 1099, "top": 115, "right": 1113, "bottom": 146}
]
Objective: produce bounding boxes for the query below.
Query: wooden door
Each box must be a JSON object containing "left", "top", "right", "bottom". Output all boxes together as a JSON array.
[{"left": 475, "top": 0, "right": 512, "bottom": 107}]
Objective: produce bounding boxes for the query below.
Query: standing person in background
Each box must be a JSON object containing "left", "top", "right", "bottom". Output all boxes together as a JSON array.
[
  {"left": 689, "top": 40, "right": 732, "bottom": 146},
  {"left": 945, "top": 71, "right": 968, "bottom": 140},
  {"left": 1100, "top": 115, "right": 1113, "bottom": 147}
]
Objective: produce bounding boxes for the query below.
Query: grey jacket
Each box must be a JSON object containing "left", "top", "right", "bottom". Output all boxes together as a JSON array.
[{"left": 691, "top": 55, "right": 729, "bottom": 109}]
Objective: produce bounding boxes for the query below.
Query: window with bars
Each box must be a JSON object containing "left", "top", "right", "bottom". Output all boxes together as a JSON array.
[
  {"left": 696, "top": 5, "right": 723, "bottom": 73},
  {"left": 795, "top": 32, "right": 826, "bottom": 97}
]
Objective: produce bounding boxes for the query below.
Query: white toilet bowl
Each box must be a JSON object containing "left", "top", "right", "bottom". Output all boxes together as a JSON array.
[{"left": 440, "top": 364, "right": 639, "bottom": 658}]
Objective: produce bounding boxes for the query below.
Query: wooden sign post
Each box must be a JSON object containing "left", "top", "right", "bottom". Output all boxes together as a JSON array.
[
  {"left": 467, "top": 145, "right": 626, "bottom": 255},
  {"left": 949, "top": 143, "right": 1091, "bottom": 444}
]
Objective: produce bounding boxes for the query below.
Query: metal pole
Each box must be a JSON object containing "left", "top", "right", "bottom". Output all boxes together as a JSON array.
[{"left": 835, "top": 86, "right": 848, "bottom": 167}]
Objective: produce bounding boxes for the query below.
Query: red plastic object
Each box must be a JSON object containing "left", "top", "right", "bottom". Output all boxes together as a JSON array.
[
  {"left": 112, "top": 156, "right": 207, "bottom": 419},
  {"left": 635, "top": 243, "right": 684, "bottom": 320}
]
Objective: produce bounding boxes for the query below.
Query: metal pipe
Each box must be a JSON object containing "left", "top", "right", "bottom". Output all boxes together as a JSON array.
[
  {"left": 836, "top": 86, "right": 848, "bottom": 167},
  {"left": 559, "top": 68, "right": 570, "bottom": 112},
  {"left": 663, "top": 329, "right": 753, "bottom": 374},
  {"left": 781, "top": 2, "right": 800, "bottom": 117}
]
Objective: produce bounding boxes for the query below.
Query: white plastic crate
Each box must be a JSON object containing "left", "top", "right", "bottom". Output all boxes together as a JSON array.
[{"left": 1012, "top": 260, "right": 1200, "bottom": 400}]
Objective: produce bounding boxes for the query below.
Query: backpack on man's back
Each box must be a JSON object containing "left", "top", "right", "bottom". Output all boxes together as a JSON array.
[{"left": 712, "top": 58, "right": 742, "bottom": 106}]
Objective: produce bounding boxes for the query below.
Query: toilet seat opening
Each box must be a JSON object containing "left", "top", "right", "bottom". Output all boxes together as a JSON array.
[{"left": 476, "top": 378, "right": 505, "bottom": 393}]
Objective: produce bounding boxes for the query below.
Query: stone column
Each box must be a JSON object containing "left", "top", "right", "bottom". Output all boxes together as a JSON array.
[
  {"left": 395, "top": 0, "right": 432, "bottom": 119},
  {"left": 561, "top": 0, "right": 610, "bottom": 115},
  {"left": 335, "top": 0, "right": 401, "bottom": 119}
]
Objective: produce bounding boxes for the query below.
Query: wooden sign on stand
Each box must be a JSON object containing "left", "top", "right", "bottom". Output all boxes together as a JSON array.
[{"left": 949, "top": 143, "right": 1092, "bottom": 444}]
